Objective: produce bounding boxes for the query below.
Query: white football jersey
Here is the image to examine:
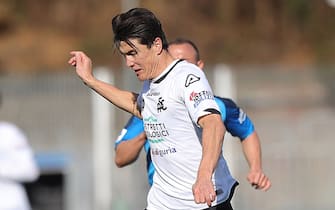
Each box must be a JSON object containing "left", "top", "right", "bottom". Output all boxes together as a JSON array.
[{"left": 138, "top": 60, "right": 227, "bottom": 210}]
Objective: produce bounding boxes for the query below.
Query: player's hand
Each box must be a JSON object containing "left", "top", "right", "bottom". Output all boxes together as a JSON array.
[
  {"left": 68, "top": 51, "right": 94, "bottom": 85},
  {"left": 192, "top": 177, "right": 216, "bottom": 207},
  {"left": 247, "top": 169, "right": 271, "bottom": 191}
]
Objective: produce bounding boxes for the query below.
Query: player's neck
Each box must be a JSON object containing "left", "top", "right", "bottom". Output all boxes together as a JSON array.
[{"left": 152, "top": 51, "right": 175, "bottom": 79}]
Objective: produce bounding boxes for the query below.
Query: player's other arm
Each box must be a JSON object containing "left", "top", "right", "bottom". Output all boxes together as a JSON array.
[
  {"left": 221, "top": 97, "right": 271, "bottom": 191},
  {"left": 242, "top": 131, "right": 271, "bottom": 191},
  {"left": 115, "top": 132, "right": 146, "bottom": 167}
]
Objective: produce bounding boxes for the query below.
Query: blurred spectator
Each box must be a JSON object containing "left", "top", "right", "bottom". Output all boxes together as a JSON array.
[{"left": 0, "top": 93, "right": 40, "bottom": 210}]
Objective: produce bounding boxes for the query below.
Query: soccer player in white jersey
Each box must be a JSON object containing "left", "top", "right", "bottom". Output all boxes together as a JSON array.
[
  {"left": 114, "top": 38, "right": 271, "bottom": 209},
  {"left": 114, "top": 38, "right": 272, "bottom": 194},
  {"left": 70, "top": 8, "right": 233, "bottom": 209},
  {"left": 0, "top": 93, "right": 40, "bottom": 210}
]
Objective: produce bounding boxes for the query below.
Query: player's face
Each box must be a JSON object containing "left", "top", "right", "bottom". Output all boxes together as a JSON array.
[
  {"left": 168, "top": 43, "right": 198, "bottom": 65},
  {"left": 119, "top": 38, "right": 161, "bottom": 81}
]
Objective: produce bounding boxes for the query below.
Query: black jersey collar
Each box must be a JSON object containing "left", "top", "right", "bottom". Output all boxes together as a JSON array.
[{"left": 153, "top": 59, "right": 184, "bottom": 84}]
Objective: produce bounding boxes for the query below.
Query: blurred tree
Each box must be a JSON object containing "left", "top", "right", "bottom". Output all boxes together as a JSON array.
[{"left": 0, "top": 0, "right": 334, "bottom": 73}]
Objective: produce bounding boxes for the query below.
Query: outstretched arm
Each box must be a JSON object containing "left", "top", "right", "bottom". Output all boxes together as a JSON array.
[
  {"left": 115, "top": 132, "right": 146, "bottom": 167},
  {"left": 68, "top": 51, "right": 141, "bottom": 117},
  {"left": 241, "top": 131, "right": 271, "bottom": 191}
]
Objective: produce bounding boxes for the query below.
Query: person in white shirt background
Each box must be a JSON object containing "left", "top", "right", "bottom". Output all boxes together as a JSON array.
[{"left": 0, "top": 93, "right": 40, "bottom": 210}]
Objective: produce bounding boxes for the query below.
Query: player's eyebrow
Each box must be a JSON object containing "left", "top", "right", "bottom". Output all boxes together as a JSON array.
[
  {"left": 119, "top": 42, "right": 139, "bottom": 56},
  {"left": 119, "top": 48, "right": 137, "bottom": 56},
  {"left": 126, "top": 49, "right": 137, "bottom": 56}
]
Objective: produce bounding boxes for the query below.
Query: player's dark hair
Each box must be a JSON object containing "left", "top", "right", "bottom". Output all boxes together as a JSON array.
[
  {"left": 169, "top": 38, "right": 201, "bottom": 62},
  {"left": 112, "top": 8, "right": 168, "bottom": 50}
]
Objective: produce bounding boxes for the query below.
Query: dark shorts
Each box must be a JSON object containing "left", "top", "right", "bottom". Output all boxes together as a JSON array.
[
  {"left": 144, "top": 181, "right": 239, "bottom": 210},
  {"left": 201, "top": 201, "right": 233, "bottom": 210},
  {"left": 202, "top": 181, "right": 239, "bottom": 210}
]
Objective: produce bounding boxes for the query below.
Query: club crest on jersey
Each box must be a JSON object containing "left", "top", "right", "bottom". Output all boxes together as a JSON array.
[
  {"left": 189, "top": 90, "right": 214, "bottom": 108},
  {"left": 185, "top": 74, "right": 200, "bottom": 87},
  {"left": 157, "top": 97, "right": 167, "bottom": 112}
]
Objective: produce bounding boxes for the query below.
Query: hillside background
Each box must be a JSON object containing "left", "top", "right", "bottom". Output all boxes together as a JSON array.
[{"left": 0, "top": 0, "right": 335, "bottom": 74}]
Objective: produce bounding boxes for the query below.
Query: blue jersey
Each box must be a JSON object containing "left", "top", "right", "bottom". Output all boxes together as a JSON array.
[
  {"left": 114, "top": 116, "right": 154, "bottom": 186},
  {"left": 115, "top": 96, "right": 254, "bottom": 197}
]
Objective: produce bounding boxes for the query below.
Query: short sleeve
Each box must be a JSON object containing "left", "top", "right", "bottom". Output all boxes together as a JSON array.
[{"left": 176, "top": 65, "right": 220, "bottom": 125}]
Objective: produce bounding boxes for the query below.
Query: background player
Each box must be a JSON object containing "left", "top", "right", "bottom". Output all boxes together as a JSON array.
[{"left": 0, "top": 93, "right": 40, "bottom": 210}]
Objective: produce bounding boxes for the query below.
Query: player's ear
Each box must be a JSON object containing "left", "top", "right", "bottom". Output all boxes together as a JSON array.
[
  {"left": 153, "top": 37, "right": 163, "bottom": 54},
  {"left": 197, "top": 59, "right": 205, "bottom": 70}
]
